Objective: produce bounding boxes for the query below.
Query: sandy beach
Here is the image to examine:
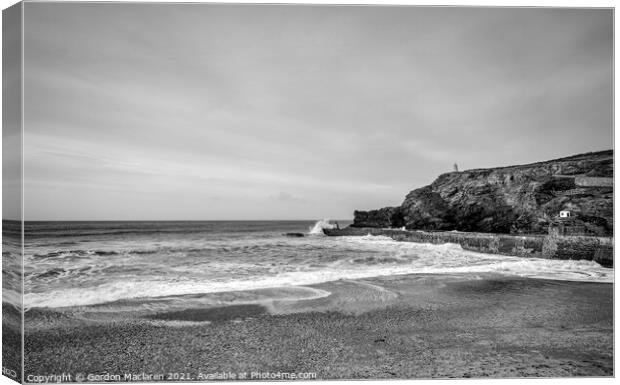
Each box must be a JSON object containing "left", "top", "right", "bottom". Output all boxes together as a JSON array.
[
  {"left": 23, "top": 273, "right": 613, "bottom": 380},
  {"left": 2, "top": 303, "right": 22, "bottom": 380}
]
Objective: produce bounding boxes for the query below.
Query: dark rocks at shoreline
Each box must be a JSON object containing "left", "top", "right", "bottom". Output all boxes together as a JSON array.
[
  {"left": 353, "top": 150, "right": 613, "bottom": 236},
  {"left": 285, "top": 232, "right": 305, "bottom": 237},
  {"left": 352, "top": 207, "right": 404, "bottom": 228}
]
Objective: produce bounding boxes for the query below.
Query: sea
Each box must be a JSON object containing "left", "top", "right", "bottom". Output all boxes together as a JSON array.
[{"left": 1, "top": 220, "right": 613, "bottom": 311}]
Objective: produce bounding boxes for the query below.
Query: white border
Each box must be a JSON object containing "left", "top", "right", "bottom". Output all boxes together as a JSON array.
[{"left": 0, "top": 2, "right": 616, "bottom": 385}]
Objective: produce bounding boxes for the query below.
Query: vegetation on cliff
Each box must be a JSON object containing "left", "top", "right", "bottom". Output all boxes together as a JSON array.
[{"left": 352, "top": 150, "right": 613, "bottom": 236}]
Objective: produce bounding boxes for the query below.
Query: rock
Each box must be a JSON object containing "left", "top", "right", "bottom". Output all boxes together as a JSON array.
[
  {"left": 352, "top": 207, "right": 404, "bottom": 228},
  {"left": 354, "top": 150, "right": 613, "bottom": 235}
]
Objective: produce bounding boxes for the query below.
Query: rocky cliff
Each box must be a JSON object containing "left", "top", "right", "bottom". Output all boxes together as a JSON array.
[{"left": 352, "top": 150, "right": 613, "bottom": 236}]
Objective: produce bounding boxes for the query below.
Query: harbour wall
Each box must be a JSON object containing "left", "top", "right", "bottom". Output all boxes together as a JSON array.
[{"left": 323, "top": 227, "right": 613, "bottom": 267}]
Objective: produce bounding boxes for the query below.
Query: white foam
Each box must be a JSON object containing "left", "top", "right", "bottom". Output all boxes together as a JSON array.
[
  {"left": 2, "top": 289, "right": 22, "bottom": 309},
  {"left": 308, "top": 219, "right": 335, "bottom": 235},
  {"left": 329, "top": 235, "right": 612, "bottom": 282},
  {"left": 23, "top": 233, "right": 613, "bottom": 309},
  {"left": 24, "top": 279, "right": 332, "bottom": 309}
]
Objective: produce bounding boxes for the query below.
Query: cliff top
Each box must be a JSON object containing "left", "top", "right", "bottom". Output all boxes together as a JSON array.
[
  {"left": 446, "top": 149, "right": 613, "bottom": 175},
  {"left": 354, "top": 149, "right": 613, "bottom": 235}
]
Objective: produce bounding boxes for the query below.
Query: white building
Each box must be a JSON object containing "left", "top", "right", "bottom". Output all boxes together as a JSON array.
[{"left": 559, "top": 210, "right": 571, "bottom": 218}]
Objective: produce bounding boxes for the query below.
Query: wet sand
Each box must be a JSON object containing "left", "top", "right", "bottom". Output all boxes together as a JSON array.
[
  {"left": 2, "top": 303, "right": 22, "bottom": 381},
  {"left": 24, "top": 274, "right": 613, "bottom": 379}
]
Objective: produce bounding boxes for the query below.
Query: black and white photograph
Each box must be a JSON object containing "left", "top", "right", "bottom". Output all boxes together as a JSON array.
[{"left": 1, "top": 1, "right": 615, "bottom": 382}]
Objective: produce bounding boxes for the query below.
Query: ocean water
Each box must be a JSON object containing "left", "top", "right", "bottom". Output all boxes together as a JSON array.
[{"left": 5, "top": 220, "right": 613, "bottom": 310}]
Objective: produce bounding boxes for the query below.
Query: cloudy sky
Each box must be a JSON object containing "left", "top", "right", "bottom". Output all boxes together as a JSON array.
[{"left": 22, "top": 3, "right": 612, "bottom": 221}]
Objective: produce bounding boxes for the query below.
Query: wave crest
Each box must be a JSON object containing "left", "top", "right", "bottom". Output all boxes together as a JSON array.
[{"left": 308, "top": 219, "right": 335, "bottom": 235}]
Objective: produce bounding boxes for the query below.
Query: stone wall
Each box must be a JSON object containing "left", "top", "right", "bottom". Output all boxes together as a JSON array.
[
  {"left": 542, "top": 235, "right": 613, "bottom": 267},
  {"left": 574, "top": 176, "right": 613, "bottom": 187},
  {"left": 324, "top": 227, "right": 612, "bottom": 267}
]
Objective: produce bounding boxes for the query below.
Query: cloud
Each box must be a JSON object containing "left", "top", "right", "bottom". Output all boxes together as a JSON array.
[
  {"left": 269, "top": 191, "right": 305, "bottom": 203},
  {"left": 21, "top": 4, "right": 613, "bottom": 220}
]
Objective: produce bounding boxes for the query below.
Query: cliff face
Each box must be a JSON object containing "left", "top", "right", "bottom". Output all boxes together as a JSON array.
[
  {"left": 352, "top": 207, "right": 404, "bottom": 228},
  {"left": 352, "top": 150, "right": 613, "bottom": 236}
]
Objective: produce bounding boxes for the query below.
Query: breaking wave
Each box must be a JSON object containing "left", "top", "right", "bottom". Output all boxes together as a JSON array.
[
  {"left": 20, "top": 222, "right": 613, "bottom": 309},
  {"left": 308, "top": 219, "right": 335, "bottom": 235}
]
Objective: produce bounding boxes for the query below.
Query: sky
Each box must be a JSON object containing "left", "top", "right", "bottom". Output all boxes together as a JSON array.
[{"left": 18, "top": 3, "right": 613, "bottom": 221}]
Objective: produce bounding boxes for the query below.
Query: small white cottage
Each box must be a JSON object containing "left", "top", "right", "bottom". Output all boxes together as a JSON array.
[{"left": 559, "top": 210, "right": 571, "bottom": 218}]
